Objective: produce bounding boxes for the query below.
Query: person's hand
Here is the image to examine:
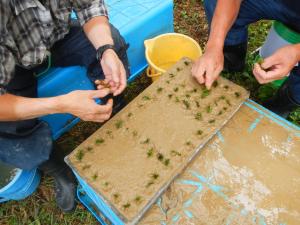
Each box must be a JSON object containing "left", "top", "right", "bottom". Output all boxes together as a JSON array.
[
  {"left": 60, "top": 89, "right": 113, "bottom": 122},
  {"left": 192, "top": 47, "right": 224, "bottom": 89},
  {"left": 253, "top": 45, "right": 300, "bottom": 84},
  {"left": 99, "top": 49, "right": 127, "bottom": 96}
]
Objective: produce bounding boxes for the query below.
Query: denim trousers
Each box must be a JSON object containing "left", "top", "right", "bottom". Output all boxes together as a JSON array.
[
  {"left": 204, "top": 0, "right": 300, "bottom": 103},
  {"left": 0, "top": 24, "right": 129, "bottom": 170}
]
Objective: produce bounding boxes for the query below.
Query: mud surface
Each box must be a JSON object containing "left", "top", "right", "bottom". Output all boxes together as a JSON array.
[
  {"left": 66, "top": 58, "right": 249, "bottom": 224},
  {"left": 140, "top": 102, "right": 300, "bottom": 225}
]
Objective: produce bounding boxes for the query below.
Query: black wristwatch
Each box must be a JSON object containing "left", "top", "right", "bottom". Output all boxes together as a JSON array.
[{"left": 96, "top": 44, "right": 116, "bottom": 61}]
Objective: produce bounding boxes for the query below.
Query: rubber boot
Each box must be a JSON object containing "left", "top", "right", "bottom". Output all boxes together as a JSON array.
[
  {"left": 263, "top": 81, "right": 300, "bottom": 118},
  {"left": 38, "top": 145, "right": 77, "bottom": 213},
  {"left": 223, "top": 42, "right": 247, "bottom": 72}
]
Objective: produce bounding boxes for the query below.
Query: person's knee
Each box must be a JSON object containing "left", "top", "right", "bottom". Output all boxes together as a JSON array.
[{"left": 203, "top": 0, "right": 217, "bottom": 24}]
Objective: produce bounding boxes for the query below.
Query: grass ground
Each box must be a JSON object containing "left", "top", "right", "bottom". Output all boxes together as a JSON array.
[{"left": 1, "top": 1, "right": 299, "bottom": 224}]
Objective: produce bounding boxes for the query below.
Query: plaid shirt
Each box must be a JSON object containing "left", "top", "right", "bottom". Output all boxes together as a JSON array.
[{"left": 0, "top": 0, "right": 108, "bottom": 95}]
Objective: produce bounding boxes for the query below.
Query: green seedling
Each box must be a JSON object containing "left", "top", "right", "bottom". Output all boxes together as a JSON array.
[
  {"left": 209, "top": 119, "right": 216, "bottom": 124},
  {"left": 113, "top": 193, "right": 120, "bottom": 200},
  {"left": 147, "top": 148, "right": 154, "bottom": 158},
  {"left": 115, "top": 120, "right": 124, "bottom": 129},
  {"left": 168, "top": 94, "right": 173, "bottom": 99},
  {"left": 87, "top": 146, "right": 93, "bottom": 152},
  {"left": 171, "top": 150, "right": 182, "bottom": 156},
  {"left": 132, "top": 130, "right": 138, "bottom": 137},
  {"left": 255, "top": 55, "right": 264, "bottom": 65},
  {"left": 166, "top": 80, "right": 171, "bottom": 84},
  {"left": 184, "top": 61, "right": 190, "bottom": 66},
  {"left": 157, "top": 87, "right": 163, "bottom": 93},
  {"left": 195, "top": 101, "right": 200, "bottom": 108},
  {"left": 82, "top": 164, "right": 91, "bottom": 170},
  {"left": 142, "top": 95, "right": 151, "bottom": 101},
  {"left": 92, "top": 173, "right": 98, "bottom": 181},
  {"left": 141, "top": 138, "right": 150, "bottom": 144},
  {"left": 151, "top": 173, "right": 159, "bottom": 180},
  {"left": 235, "top": 92, "right": 241, "bottom": 98},
  {"left": 134, "top": 196, "right": 142, "bottom": 204},
  {"left": 103, "top": 181, "right": 110, "bottom": 187},
  {"left": 76, "top": 149, "right": 84, "bottom": 162},
  {"left": 146, "top": 181, "right": 154, "bottom": 188},
  {"left": 206, "top": 105, "right": 212, "bottom": 113},
  {"left": 185, "top": 141, "right": 192, "bottom": 146},
  {"left": 95, "top": 138, "right": 105, "bottom": 145},
  {"left": 219, "top": 95, "right": 226, "bottom": 100},
  {"left": 195, "top": 112, "right": 203, "bottom": 121},
  {"left": 164, "top": 159, "right": 170, "bottom": 166},
  {"left": 212, "top": 81, "right": 219, "bottom": 88},
  {"left": 173, "top": 87, "right": 179, "bottom": 92},
  {"left": 226, "top": 99, "right": 231, "bottom": 106},
  {"left": 123, "top": 203, "right": 131, "bottom": 209},
  {"left": 185, "top": 94, "right": 191, "bottom": 98},
  {"left": 201, "top": 89, "right": 211, "bottom": 98},
  {"left": 157, "top": 153, "right": 164, "bottom": 161},
  {"left": 197, "top": 130, "right": 203, "bottom": 136},
  {"left": 182, "top": 100, "right": 191, "bottom": 109},
  {"left": 127, "top": 112, "right": 133, "bottom": 118},
  {"left": 175, "top": 97, "right": 180, "bottom": 103},
  {"left": 106, "top": 130, "right": 113, "bottom": 137}
]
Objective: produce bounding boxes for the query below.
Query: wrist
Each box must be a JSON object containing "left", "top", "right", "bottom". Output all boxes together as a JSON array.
[
  {"left": 49, "top": 95, "right": 67, "bottom": 114},
  {"left": 206, "top": 38, "right": 224, "bottom": 52}
]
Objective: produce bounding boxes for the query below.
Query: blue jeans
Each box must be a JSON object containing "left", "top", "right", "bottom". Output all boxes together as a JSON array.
[
  {"left": 204, "top": 0, "right": 300, "bottom": 103},
  {"left": 0, "top": 23, "right": 129, "bottom": 170}
]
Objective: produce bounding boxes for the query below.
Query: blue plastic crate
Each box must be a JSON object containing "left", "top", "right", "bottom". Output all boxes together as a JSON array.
[
  {"left": 38, "top": 0, "right": 174, "bottom": 140},
  {"left": 72, "top": 99, "right": 300, "bottom": 225}
]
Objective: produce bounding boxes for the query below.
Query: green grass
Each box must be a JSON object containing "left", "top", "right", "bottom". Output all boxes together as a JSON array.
[{"left": 1, "top": 1, "right": 299, "bottom": 225}]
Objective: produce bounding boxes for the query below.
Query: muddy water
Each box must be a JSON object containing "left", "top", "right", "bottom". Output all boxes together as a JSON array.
[
  {"left": 140, "top": 102, "right": 300, "bottom": 225},
  {"left": 0, "top": 162, "right": 18, "bottom": 189},
  {"left": 67, "top": 58, "right": 249, "bottom": 224}
]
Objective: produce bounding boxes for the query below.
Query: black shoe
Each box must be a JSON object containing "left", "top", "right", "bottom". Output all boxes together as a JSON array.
[
  {"left": 38, "top": 147, "right": 77, "bottom": 213},
  {"left": 223, "top": 42, "right": 247, "bottom": 72},
  {"left": 263, "top": 81, "right": 300, "bottom": 118}
]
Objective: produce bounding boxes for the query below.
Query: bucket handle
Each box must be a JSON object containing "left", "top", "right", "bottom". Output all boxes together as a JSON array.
[{"left": 146, "top": 67, "right": 162, "bottom": 78}]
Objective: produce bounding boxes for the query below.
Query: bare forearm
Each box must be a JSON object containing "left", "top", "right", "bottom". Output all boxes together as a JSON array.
[
  {"left": 295, "top": 44, "right": 300, "bottom": 61},
  {"left": 0, "top": 94, "right": 62, "bottom": 121},
  {"left": 207, "top": 0, "right": 242, "bottom": 50},
  {"left": 83, "top": 16, "right": 113, "bottom": 49}
]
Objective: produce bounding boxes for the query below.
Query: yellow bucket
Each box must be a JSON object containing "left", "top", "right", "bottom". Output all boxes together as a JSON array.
[{"left": 144, "top": 33, "right": 202, "bottom": 82}]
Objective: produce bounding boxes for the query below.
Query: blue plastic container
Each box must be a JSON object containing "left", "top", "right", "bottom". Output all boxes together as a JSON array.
[
  {"left": 0, "top": 169, "right": 41, "bottom": 203},
  {"left": 38, "top": 0, "right": 174, "bottom": 140}
]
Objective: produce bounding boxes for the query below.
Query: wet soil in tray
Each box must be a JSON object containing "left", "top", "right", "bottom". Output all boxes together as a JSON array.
[{"left": 66, "top": 58, "right": 249, "bottom": 224}]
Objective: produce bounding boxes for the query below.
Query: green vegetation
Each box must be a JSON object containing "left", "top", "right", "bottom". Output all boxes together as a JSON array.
[
  {"left": 75, "top": 149, "right": 84, "bottom": 162},
  {"left": 195, "top": 112, "right": 203, "bottom": 121},
  {"left": 182, "top": 100, "right": 191, "bottom": 109},
  {"left": 115, "top": 120, "right": 124, "bottom": 129},
  {"left": 95, "top": 138, "right": 105, "bottom": 145}
]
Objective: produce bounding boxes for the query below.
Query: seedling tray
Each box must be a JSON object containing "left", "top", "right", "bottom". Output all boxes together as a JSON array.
[{"left": 66, "top": 58, "right": 249, "bottom": 224}]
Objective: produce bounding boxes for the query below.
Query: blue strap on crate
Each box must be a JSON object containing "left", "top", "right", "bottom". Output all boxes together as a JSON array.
[{"left": 38, "top": 0, "right": 174, "bottom": 140}]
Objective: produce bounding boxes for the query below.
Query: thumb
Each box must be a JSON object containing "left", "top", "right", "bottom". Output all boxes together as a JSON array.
[
  {"left": 90, "top": 88, "right": 110, "bottom": 99},
  {"left": 261, "top": 55, "right": 278, "bottom": 70}
]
